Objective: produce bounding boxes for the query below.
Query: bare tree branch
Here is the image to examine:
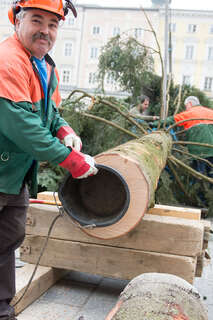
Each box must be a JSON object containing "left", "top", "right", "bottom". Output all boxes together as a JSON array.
[
  {"left": 167, "top": 159, "right": 194, "bottom": 202},
  {"left": 166, "top": 118, "right": 213, "bottom": 132},
  {"left": 173, "top": 84, "right": 182, "bottom": 115},
  {"left": 81, "top": 112, "right": 139, "bottom": 139},
  {"left": 172, "top": 147, "right": 213, "bottom": 168},
  {"left": 168, "top": 155, "right": 213, "bottom": 184},
  {"left": 173, "top": 141, "right": 213, "bottom": 149},
  {"left": 140, "top": 6, "right": 164, "bottom": 113},
  {"left": 100, "top": 98, "right": 148, "bottom": 135}
]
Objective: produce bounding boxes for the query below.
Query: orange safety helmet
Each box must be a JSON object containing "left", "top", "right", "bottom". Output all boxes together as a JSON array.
[{"left": 8, "top": 0, "right": 77, "bottom": 25}]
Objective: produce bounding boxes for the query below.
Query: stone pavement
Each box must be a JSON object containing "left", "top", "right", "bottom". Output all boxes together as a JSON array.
[
  {"left": 15, "top": 219, "right": 213, "bottom": 320},
  {"left": 194, "top": 238, "right": 213, "bottom": 319},
  {"left": 15, "top": 269, "right": 128, "bottom": 320}
]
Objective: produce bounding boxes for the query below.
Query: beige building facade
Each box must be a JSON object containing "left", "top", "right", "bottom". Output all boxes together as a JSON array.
[
  {"left": 1, "top": 2, "right": 213, "bottom": 99},
  {"left": 55, "top": 5, "right": 159, "bottom": 97},
  {"left": 157, "top": 8, "right": 213, "bottom": 99}
]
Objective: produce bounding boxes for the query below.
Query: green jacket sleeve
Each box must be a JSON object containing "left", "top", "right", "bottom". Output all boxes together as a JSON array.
[
  {"left": 152, "top": 116, "right": 175, "bottom": 128},
  {"left": 0, "top": 98, "right": 70, "bottom": 165}
]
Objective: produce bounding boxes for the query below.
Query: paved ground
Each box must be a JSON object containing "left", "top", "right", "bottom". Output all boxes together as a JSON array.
[{"left": 15, "top": 218, "right": 213, "bottom": 320}]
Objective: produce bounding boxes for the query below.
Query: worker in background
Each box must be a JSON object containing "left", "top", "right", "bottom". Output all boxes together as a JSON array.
[
  {"left": 130, "top": 95, "right": 159, "bottom": 121},
  {"left": 105, "top": 273, "right": 208, "bottom": 320},
  {"left": 150, "top": 96, "right": 213, "bottom": 177},
  {"left": 0, "top": 1, "right": 97, "bottom": 319}
]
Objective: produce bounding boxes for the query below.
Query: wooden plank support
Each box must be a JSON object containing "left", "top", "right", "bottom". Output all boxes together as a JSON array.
[
  {"left": 148, "top": 204, "right": 201, "bottom": 220},
  {"left": 26, "top": 204, "right": 204, "bottom": 257},
  {"left": 12, "top": 264, "right": 67, "bottom": 315},
  {"left": 20, "top": 203, "right": 209, "bottom": 291},
  {"left": 36, "top": 192, "right": 202, "bottom": 221},
  {"left": 20, "top": 236, "right": 197, "bottom": 284},
  {"left": 37, "top": 191, "right": 59, "bottom": 202},
  {"left": 195, "top": 220, "right": 212, "bottom": 277},
  {"left": 201, "top": 220, "right": 212, "bottom": 250}
]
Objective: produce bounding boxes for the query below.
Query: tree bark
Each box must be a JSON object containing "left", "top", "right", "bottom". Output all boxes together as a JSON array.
[
  {"left": 106, "top": 273, "right": 208, "bottom": 320},
  {"left": 84, "top": 131, "right": 173, "bottom": 239}
]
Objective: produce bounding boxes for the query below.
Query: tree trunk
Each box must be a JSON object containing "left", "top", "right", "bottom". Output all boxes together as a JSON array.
[
  {"left": 83, "top": 131, "right": 172, "bottom": 239},
  {"left": 106, "top": 273, "right": 208, "bottom": 320}
]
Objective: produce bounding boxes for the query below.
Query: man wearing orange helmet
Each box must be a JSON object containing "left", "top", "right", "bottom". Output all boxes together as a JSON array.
[{"left": 0, "top": 1, "right": 97, "bottom": 319}]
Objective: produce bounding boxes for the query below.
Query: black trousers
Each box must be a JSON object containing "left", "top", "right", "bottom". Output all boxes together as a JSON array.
[{"left": 0, "top": 186, "right": 29, "bottom": 317}]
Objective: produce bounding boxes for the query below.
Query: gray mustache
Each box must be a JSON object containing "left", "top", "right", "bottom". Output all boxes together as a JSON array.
[{"left": 33, "top": 33, "right": 50, "bottom": 42}]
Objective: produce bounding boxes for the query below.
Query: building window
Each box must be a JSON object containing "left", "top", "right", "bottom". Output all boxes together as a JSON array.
[
  {"left": 88, "top": 72, "right": 97, "bottom": 84},
  {"left": 113, "top": 27, "right": 120, "bottom": 36},
  {"left": 61, "top": 69, "right": 72, "bottom": 85},
  {"left": 90, "top": 47, "right": 99, "bottom": 59},
  {"left": 185, "top": 45, "right": 194, "bottom": 60},
  {"left": 0, "top": 0, "right": 10, "bottom": 9},
  {"left": 188, "top": 24, "right": 197, "bottom": 33},
  {"left": 67, "top": 17, "right": 75, "bottom": 26},
  {"left": 169, "top": 23, "right": 176, "bottom": 32},
  {"left": 208, "top": 47, "right": 213, "bottom": 60},
  {"left": 182, "top": 75, "right": 191, "bottom": 85},
  {"left": 134, "top": 28, "right": 143, "bottom": 39},
  {"left": 64, "top": 43, "right": 72, "bottom": 57},
  {"left": 106, "top": 74, "right": 115, "bottom": 85},
  {"left": 204, "top": 77, "right": 213, "bottom": 91},
  {"left": 209, "top": 25, "right": 213, "bottom": 34},
  {"left": 92, "top": 26, "right": 100, "bottom": 35}
]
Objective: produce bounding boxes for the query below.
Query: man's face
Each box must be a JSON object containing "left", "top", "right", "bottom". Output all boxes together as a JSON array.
[
  {"left": 15, "top": 9, "right": 59, "bottom": 59},
  {"left": 139, "top": 99, "right": 149, "bottom": 112},
  {"left": 185, "top": 102, "right": 192, "bottom": 111}
]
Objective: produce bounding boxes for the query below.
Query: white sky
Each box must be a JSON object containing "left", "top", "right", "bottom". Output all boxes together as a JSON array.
[{"left": 75, "top": 0, "right": 213, "bottom": 11}]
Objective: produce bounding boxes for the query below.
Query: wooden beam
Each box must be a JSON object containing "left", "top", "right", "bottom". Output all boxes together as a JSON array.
[
  {"left": 20, "top": 236, "right": 197, "bottom": 284},
  {"left": 36, "top": 192, "right": 201, "bottom": 220},
  {"left": 148, "top": 204, "right": 201, "bottom": 220},
  {"left": 200, "top": 220, "right": 212, "bottom": 249},
  {"left": 26, "top": 204, "right": 204, "bottom": 257},
  {"left": 37, "top": 191, "right": 59, "bottom": 202},
  {"left": 12, "top": 264, "right": 67, "bottom": 315}
]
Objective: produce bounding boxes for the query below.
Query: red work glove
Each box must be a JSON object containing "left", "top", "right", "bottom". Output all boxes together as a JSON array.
[
  {"left": 59, "top": 149, "right": 98, "bottom": 179},
  {"left": 57, "top": 126, "right": 82, "bottom": 151}
]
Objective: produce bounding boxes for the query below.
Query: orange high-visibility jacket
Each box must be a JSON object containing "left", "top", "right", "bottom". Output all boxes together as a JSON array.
[
  {"left": 174, "top": 106, "right": 213, "bottom": 157},
  {"left": 0, "top": 34, "right": 71, "bottom": 196}
]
